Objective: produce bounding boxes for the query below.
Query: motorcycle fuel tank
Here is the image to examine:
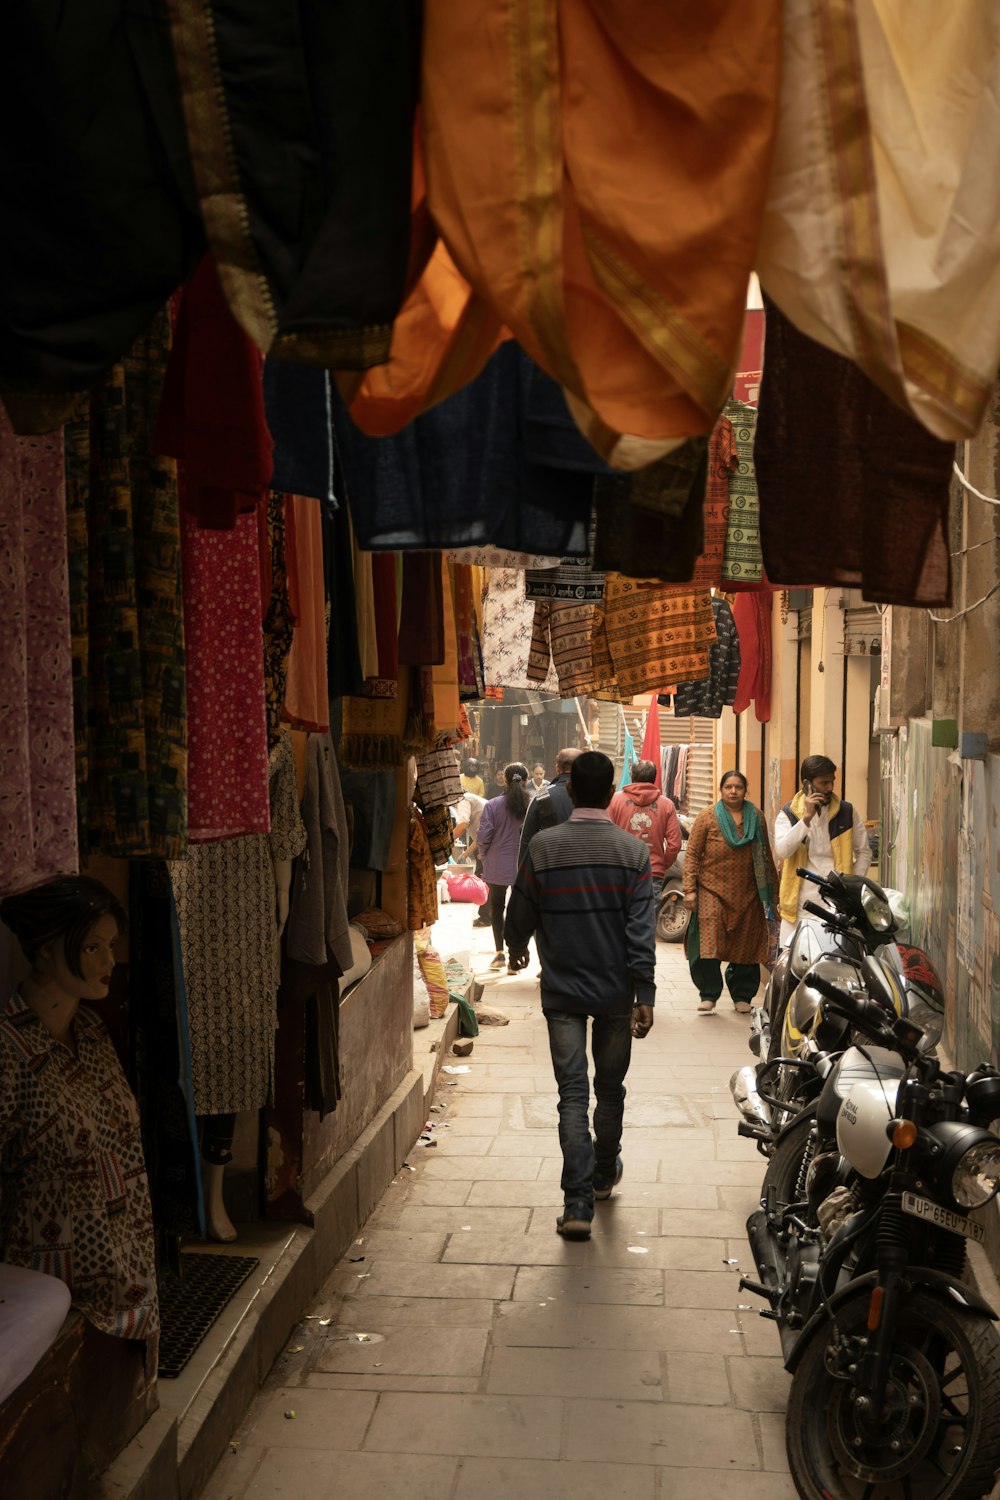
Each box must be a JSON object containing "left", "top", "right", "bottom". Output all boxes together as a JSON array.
[{"left": 834, "top": 1045, "right": 906, "bottom": 1178}]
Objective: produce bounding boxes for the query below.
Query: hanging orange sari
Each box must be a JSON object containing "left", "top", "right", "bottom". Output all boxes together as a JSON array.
[{"left": 346, "top": 2, "right": 782, "bottom": 458}]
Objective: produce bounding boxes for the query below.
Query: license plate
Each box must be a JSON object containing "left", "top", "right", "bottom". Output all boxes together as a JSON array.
[{"left": 902, "top": 1191, "right": 985, "bottom": 1243}]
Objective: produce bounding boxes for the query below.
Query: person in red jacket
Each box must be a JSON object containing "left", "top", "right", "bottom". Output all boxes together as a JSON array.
[{"left": 609, "top": 761, "right": 683, "bottom": 903}]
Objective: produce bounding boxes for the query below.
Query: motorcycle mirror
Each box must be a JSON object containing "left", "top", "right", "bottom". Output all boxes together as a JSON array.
[{"left": 861, "top": 953, "right": 897, "bottom": 1013}]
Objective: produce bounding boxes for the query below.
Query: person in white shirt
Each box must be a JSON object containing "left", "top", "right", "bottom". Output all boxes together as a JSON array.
[
  {"left": 528, "top": 763, "right": 551, "bottom": 799},
  {"left": 772, "top": 754, "right": 871, "bottom": 947}
]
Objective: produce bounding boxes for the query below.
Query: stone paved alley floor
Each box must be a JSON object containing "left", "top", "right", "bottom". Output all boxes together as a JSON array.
[{"left": 202, "top": 901, "right": 795, "bottom": 1500}]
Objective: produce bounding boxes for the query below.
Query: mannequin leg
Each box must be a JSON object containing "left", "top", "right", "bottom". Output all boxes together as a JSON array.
[{"left": 200, "top": 1112, "right": 238, "bottom": 1243}]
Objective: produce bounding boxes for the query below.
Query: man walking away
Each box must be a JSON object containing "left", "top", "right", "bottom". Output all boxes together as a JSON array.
[
  {"left": 505, "top": 751, "right": 655, "bottom": 1240},
  {"left": 609, "top": 759, "right": 683, "bottom": 904},
  {"left": 773, "top": 753, "right": 871, "bottom": 947},
  {"left": 518, "top": 746, "right": 581, "bottom": 859}
]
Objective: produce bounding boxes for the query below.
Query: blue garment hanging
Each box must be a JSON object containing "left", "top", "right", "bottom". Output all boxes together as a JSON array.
[{"left": 618, "top": 730, "right": 636, "bottom": 790}]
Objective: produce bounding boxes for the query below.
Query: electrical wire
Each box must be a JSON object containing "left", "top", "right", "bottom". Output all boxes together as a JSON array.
[
  {"left": 928, "top": 579, "right": 1000, "bottom": 624},
  {"left": 950, "top": 535, "right": 996, "bottom": 560},
  {"left": 953, "top": 461, "right": 1000, "bottom": 507}
]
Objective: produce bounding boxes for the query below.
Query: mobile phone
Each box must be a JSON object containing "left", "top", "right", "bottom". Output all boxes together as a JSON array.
[{"left": 803, "top": 779, "right": 814, "bottom": 795}]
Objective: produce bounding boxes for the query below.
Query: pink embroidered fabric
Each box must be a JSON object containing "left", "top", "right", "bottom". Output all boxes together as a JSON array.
[
  {"left": 182, "top": 507, "right": 271, "bottom": 841},
  {"left": 0, "top": 409, "right": 79, "bottom": 897}
]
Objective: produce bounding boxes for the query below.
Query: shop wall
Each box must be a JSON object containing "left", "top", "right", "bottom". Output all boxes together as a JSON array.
[{"left": 886, "top": 719, "right": 1000, "bottom": 1076}]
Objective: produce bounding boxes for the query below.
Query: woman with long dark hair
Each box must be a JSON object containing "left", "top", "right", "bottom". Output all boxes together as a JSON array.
[
  {"left": 0, "top": 876, "right": 159, "bottom": 1347},
  {"left": 475, "top": 762, "right": 531, "bottom": 970},
  {"left": 682, "top": 770, "right": 777, "bottom": 1014}
]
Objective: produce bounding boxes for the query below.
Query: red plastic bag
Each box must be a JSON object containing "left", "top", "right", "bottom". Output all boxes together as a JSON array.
[{"left": 441, "top": 868, "right": 489, "bottom": 904}]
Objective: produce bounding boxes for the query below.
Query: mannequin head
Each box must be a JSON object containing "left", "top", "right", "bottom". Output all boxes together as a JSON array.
[{"left": 0, "top": 876, "right": 126, "bottom": 1002}]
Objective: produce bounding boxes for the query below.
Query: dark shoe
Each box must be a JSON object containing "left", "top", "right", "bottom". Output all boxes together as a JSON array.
[
  {"left": 472, "top": 917, "right": 491, "bottom": 928},
  {"left": 556, "top": 1204, "right": 593, "bottom": 1240},
  {"left": 594, "top": 1157, "right": 624, "bottom": 1201}
]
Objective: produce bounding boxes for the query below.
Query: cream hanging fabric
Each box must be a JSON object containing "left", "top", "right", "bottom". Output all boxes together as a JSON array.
[{"left": 757, "top": 0, "right": 1000, "bottom": 441}]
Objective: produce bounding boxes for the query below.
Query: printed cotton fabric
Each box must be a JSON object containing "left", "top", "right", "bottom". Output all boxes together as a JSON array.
[
  {"left": 527, "top": 600, "right": 597, "bottom": 696},
  {"left": 591, "top": 579, "right": 716, "bottom": 697},
  {"left": 0, "top": 993, "right": 158, "bottom": 1342},
  {"left": 182, "top": 508, "right": 270, "bottom": 841},
  {"left": 481, "top": 569, "right": 558, "bottom": 692},
  {"left": 673, "top": 598, "right": 742, "bottom": 720},
  {"left": 0, "top": 411, "right": 78, "bottom": 897},
  {"left": 690, "top": 416, "right": 737, "bottom": 588},
  {"left": 721, "top": 401, "right": 765, "bottom": 590},
  {"left": 66, "top": 308, "right": 188, "bottom": 859},
  {"left": 415, "top": 749, "right": 464, "bottom": 811},
  {"left": 169, "top": 733, "right": 307, "bottom": 1115},
  {"left": 262, "top": 495, "right": 296, "bottom": 750},
  {"left": 408, "top": 813, "right": 439, "bottom": 931}
]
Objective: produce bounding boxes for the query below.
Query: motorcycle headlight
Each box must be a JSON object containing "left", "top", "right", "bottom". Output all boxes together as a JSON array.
[
  {"left": 861, "top": 883, "right": 893, "bottom": 932},
  {"left": 952, "top": 1140, "right": 1000, "bottom": 1209}
]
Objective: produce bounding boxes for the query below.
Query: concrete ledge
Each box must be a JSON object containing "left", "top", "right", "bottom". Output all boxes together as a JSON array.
[
  {"left": 418, "top": 1003, "right": 461, "bottom": 1116},
  {"left": 95, "top": 1409, "right": 178, "bottom": 1500},
  {"left": 100, "top": 1068, "right": 429, "bottom": 1500}
]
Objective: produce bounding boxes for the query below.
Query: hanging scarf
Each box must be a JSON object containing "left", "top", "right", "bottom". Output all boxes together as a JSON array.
[{"left": 714, "top": 799, "right": 775, "bottom": 915}]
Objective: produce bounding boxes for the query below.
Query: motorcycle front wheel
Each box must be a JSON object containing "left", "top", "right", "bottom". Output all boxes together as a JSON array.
[
  {"left": 760, "top": 1100, "right": 814, "bottom": 1193},
  {"left": 786, "top": 1288, "right": 1000, "bottom": 1500}
]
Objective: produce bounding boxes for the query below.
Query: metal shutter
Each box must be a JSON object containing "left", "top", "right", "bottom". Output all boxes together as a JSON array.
[{"left": 657, "top": 710, "right": 716, "bottom": 816}]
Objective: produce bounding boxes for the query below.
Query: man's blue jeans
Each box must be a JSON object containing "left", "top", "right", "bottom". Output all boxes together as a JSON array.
[{"left": 545, "top": 1010, "right": 633, "bottom": 1216}]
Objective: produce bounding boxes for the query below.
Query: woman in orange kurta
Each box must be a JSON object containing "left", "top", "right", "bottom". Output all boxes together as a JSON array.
[{"left": 683, "top": 771, "right": 777, "bottom": 1014}]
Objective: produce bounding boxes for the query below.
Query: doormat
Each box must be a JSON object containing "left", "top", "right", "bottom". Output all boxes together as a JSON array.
[{"left": 157, "top": 1252, "right": 259, "bottom": 1378}]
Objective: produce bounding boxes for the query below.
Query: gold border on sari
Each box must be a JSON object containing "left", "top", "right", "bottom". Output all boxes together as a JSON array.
[
  {"left": 897, "top": 324, "right": 986, "bottom": 437},
  {"left": 167, "top": 0, "right": 277, "bottom": 352},
  {"left": 813, "top": 0, "right": 901, "bottom": 396},
  {"left": 270, "top": 325, "right": 393, "bottom": 370},
  {"left": 580, "top": 222, "right": 730, "bottom": 421},
  {"left": 508, "top": 0, "right": 582, "bottom": 393}
]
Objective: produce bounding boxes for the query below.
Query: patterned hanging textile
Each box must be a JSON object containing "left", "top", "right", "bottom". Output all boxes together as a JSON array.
[
  {"left": 721, "top": 401, "right": 765, "bottom": 591},
  {"left": 65, "top": 306, "right": 187, "bottom": 858},
  {"left": 591, "top": 578, "right": 716, "bottom": 697},
  {"left": 0, "top": 410, "right": 78, "bottom": 895}
]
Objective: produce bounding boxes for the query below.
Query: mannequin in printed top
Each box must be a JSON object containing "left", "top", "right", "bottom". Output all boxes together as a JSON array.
[{"left": 0, "top": 877, "right": 159, "bottom": 1351}]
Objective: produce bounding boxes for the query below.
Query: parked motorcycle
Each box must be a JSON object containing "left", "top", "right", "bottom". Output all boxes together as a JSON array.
[
  {"left": 732, "top": 868, "right": 938, "bottom": 1153},
  {"left": 753, "top": 867, "right": 908, "bottom": 1063},
  {"left": 655, "top": 813, "right": 693, "bottom": 943},
  {"left": 741, "top": 964, "right": 1000, "bottom": 1500}
]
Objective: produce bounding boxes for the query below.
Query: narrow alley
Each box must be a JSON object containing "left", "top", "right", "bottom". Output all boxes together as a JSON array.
[{"left": 201, "top": 905, "right": 794, "bottom": 1500}]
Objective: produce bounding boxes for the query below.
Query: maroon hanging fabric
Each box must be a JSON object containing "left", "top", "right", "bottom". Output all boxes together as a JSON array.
[
  {"left": 397, "top": 552, "right": 444, "bottom": 666},
  {"left": 154, "top": 256, "right": 273, "bottom": 530},
  {"left": 754, "top": 300, "right": 952, "bottom": 607},
  {"left": 731, "top": 591, "right": 772, "bottom": 724}
]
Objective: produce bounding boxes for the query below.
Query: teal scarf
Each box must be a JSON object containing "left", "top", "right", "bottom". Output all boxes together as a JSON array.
[{"left": 714, "top": 799, "right": 775, "bottom": 915}]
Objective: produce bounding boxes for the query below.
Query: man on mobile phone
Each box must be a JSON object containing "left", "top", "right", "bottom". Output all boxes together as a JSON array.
[{"left": 773, "top": 753, "right": 871, "bottom": 946}]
